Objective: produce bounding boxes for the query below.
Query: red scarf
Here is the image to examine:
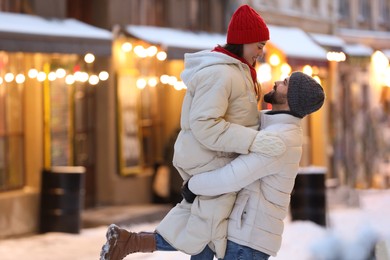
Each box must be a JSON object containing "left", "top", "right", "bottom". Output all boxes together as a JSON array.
[{"left": 212, "top": 46, "right": 258, "bottom": 86}]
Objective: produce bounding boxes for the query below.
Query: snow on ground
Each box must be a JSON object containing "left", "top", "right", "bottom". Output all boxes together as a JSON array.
[{"left": 0, "top": 189, "right": 389, "bottom": 260}]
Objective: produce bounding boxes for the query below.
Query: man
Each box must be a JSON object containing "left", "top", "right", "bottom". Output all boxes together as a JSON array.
[{"left": 181, "top": 71, "right": 325, "bottom": 259}]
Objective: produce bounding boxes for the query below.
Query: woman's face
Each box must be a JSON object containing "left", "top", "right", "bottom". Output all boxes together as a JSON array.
[{"left": 243, "top": 41, "right": 266, "bottom": 67}]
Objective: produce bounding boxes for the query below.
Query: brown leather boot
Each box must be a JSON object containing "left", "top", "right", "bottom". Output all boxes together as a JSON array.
[{"left": 100, "top": 224, "right": 156, "bottom": 260}]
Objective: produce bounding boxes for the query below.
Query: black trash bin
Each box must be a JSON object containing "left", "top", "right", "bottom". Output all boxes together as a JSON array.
[
  {"left": 39, "top": 166, "right": 86, "bottom": 234},
  {"left": 290, "top": 167, "right": 327, "bottom": 227}
]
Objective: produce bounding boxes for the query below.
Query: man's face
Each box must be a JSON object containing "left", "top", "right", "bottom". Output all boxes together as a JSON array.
[
  {"left": 264, "top": 77, "right": 290, "bottom": 105},
  {"left": 243, "top": 41, "right": 266, "bottom": 66}
]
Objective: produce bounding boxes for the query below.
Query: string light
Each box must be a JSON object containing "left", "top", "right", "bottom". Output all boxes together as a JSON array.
[
  {"left": 89, "top": 75, "right": 99, "bottom": 85},
  {"left": 15, "top": 74, "right": 25, "bottom": 84},
  {"left": 56, "top": 68, "right": 66, "bottom": 78},
  {"left": 5, "top": 73, "right": 14, "bottom": 82},
  {"left": 303, "top": 65, "right": 313, "bottom": 76},
  {"left": 28, "top": 69, "right": 38, "bottom": 78},
  {"left": 121, "top": 42, "right": 133, "bottom": 52},
  {"left": 269, "top": 54, "right": 280, "bottom": 66},
  {"left": 48, "top": 72, "right": 57, "bottom": 81},
  {"left": 99, "top": 71, "right": 109, "bottom": 81},
  {"left": 84, "top": 53, "right": 95, "bottom": 63},
  {"left": 136, "top": 78, "right": 147, "bottom": 89},
  {"left": 156, "top": 51, "right": 167, "bottom": 61}
]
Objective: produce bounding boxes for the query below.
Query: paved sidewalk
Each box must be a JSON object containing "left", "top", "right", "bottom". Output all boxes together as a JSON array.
[{"left": 82, "top": 203, "right": 172, "bottom": 228}]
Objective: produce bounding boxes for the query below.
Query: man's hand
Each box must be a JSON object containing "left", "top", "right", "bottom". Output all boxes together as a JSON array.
[{"left": 181, "top": 181, "right": 196, "bottom": 203}]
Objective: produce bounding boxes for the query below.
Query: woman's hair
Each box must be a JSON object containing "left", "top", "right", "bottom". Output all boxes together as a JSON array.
[{"left": 223, "top": 44, "right": 243, "bottom": 58}]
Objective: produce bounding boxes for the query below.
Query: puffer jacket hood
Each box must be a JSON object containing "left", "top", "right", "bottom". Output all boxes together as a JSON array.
[{"left": 181, "top": 50, "right": 245, "bottom": 91}]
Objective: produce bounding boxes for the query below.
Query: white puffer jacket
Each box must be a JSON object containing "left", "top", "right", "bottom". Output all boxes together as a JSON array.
[
  {"left": 173, "top": 50, "right": 259, "bottom": 180},
  {"left": 188, "top": 111, "right": 303, "bottom": 257},
  {"left": 156, "top": 50, "right": 281, "bottom": 258}
]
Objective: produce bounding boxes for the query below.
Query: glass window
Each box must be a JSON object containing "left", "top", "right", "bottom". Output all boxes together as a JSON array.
[
  {"left": 338, "top": 0, "right": 350, "bottom": 20},
  {"left": 0, "top": 52, "right": 25, "bottom": 191},
  {"left": 379, "top": 0, "right": 390, "bottom": 25},
  {"left": 358, "top": 0, "right": 371, "bottom": 22}
]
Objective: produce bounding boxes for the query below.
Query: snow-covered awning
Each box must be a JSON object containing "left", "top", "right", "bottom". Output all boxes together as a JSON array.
[
  {"left": 267, "top": 25, "right": 327, "bottom": 62},
  {"left": 125, "top": 25, "right": 327, "bottom": 63},
  {"left": 336, "top": 28, "right": 390, "bottom": 51},
  {"left": 126, "top": 25, "right": 226, "bottom": 51},
  {"left": 0, "top": 12, "right": 112, "bottom": 55},
  {"left": 309, "top": 33, "right": 345, "bottom": 51},
  {"left": 343, "top": 43, "right": 373, "bottom": 57},
  {"left": 125, "top": 25, "right": 225, "bottom": 59}
]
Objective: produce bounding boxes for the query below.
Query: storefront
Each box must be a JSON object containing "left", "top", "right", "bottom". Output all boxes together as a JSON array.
[{"left": 0, "top": 12, "right": 112, "bottom": 237}]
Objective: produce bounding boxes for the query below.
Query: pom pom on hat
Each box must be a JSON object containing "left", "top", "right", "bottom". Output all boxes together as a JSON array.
[
  {"left": 227, "top": 5, "right": 270, "bottom": 44},
  {"left": 287, "top": 72, "right": 325, "bottom": 118}
]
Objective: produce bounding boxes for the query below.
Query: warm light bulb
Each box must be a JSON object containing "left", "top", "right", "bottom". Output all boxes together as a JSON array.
[
  {"left": 48, "top": 72, "right": 57, "bottom": 81},
  {"left": 302, "top": 65, "right": 313, "bottom": 76},
  {"left": 89, "top": 75, "right": 99, "bottom": 85},
  {"left": 148, "top": 77, "right": 158, "bottom": 87},
  {"left": 56, "top": 68, "right": 66, "bottom": 78},
  {"left": 65, "top": 75, "right": 75, "bottom": 85},
  {"left": 28, "top": 69, "right": 38, "bottom": 78},
  {"left": 134, "top": 46, "right": 147, "bottom": 58},
  {"left": 281, "top": 63, "right": 292, "bottom": 75},
  {"left": 37, "top": 72, "right": 46, "bottom": 82},
  {"left": 5, "top": 73, "right": 14, "bottom": 82},
  {"left": 147, "top": 46, "right": 158, "bottom": 57},
  {"left": 160, "top": 74, "right": 170, "bottom": 84},
  {"left": 269, "top": 54, "right": 280, "bottom": 66},
  {"left": 136, "top": 78, "right": 147, "bottom": 89},
  {"left": 157, "top": 51, "right": 167, "bottom": 61},
  {"left": 121, "top": 42, "right": 133, "bottom": 52},
  {"left": 99, "top": 71, "right": 109, "bottom": 81},
  {"left": 84, "top": 53, "right": 95, "bottom": 63},
  {"left": 15, "top": 74, "right": 25, "bottom": 84}
]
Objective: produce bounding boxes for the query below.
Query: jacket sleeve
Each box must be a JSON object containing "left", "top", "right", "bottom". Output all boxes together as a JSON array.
[
  {"left": 189, "top": 67, "right": 258, "bottom": 154},
  {"left": 188, "top": 152, "right": 281, "bottom": 196}
]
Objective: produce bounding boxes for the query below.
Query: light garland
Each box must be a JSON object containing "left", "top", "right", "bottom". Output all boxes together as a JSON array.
[{"left": 0, "top": 70, "right": 109, "bottom": 85}]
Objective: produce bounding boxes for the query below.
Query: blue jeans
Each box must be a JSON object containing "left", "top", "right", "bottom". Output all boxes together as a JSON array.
[
  {"left": 155, "top": 233, "right": 269, "bottom": 260},
  {"left": 155, "top": 233, "right": 215, "bottom": 259},
  {"left": 223, "top": 240, "right": 270, "bottom": 260}
]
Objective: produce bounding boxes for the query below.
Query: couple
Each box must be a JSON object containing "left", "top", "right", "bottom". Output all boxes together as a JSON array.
[{"left": 100, "top": 4, "right": 325, "bottom": 260}]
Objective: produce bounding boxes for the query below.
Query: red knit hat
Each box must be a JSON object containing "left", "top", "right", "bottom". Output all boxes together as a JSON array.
[{"left": 227, "top": 5, "right": 270, "bottom": 44}]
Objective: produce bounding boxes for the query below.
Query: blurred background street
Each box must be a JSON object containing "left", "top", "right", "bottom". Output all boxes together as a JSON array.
[{"left": 1, "top": 0, "right": 390, "bottom": 259}]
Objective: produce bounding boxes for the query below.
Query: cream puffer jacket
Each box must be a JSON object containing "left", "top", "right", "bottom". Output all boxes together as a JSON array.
[
  {"left": 188, "top": 111, "right": 303, "bottom": 257},
  {"left": 156, "top": 50, "right": 281, "bottom": 258}
]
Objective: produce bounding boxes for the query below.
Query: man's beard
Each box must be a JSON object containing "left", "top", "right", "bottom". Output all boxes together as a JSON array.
[{"left": 263, "top": 90, "right": 275, "bottom": 104}]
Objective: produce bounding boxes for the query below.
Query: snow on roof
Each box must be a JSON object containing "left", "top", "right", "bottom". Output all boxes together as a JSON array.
[
  {"left": 0, "top": 11, "right": 112, "bottom": 40},
  {"left": 343, "top": 43, "right": 373, "bottom": 57},
  {"left": 338, "top": 28, "right": 390, "bottom": 40},
  {"left": 126, "top": 25, "right": 226, "bottom": 50},
  {"left": 126, "top": 25, "right": 327, "bottom": 60},
  {"left": 267, "top": 25, "right": 327, "bottom": 60},
  {"left": 309, "top": 33, "right": 345, "bottom": 48}
]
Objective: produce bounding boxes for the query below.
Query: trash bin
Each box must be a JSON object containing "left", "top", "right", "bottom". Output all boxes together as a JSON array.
[
  {"left": 39, "top": 166, "right": 86, "bottom": 233},
  {"left": 290, "top": 166, "right": 327, "bottom": 226}
]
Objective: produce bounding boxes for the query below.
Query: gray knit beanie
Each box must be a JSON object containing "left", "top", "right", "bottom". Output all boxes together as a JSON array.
[{"left": 287, "top": 72, "right": 325, "bottom": 118}]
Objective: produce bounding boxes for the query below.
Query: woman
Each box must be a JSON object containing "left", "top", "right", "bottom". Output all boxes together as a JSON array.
[{"left": 100, "top": 5, "right": 284, "bottom": 260}]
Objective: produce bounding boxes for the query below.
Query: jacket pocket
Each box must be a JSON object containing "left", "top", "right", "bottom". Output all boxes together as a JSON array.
[{"left": 232, "top": 193, "right": 250, "bottom": 229}]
